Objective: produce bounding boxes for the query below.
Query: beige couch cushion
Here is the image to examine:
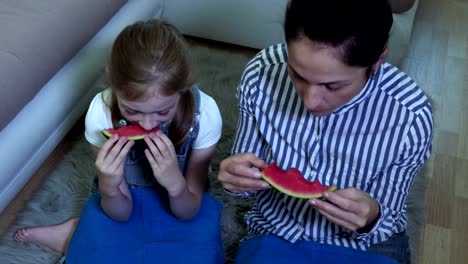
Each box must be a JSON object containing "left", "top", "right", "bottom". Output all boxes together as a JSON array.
[
  {"left": 0, "top": 0, "right": 127, "bottom": 130},
  {"left": 162, "top": 0, "right": 287, "bottom": 50},
  {"left": 387, "top": 0, "right": 419, "bottom": 66}
]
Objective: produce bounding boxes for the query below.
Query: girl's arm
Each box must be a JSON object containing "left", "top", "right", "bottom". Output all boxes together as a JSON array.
[
  {"left": 92, "top": 137, "right": 134, "bottom": 221},
  {"left": 144, "top": 131, "right": 216, "bottom": 220},
  {"left": 168, "top": 146, "right": 216, "bottom": 220},
  {"left": 100, "top": 181, "right": 132, "bottom": 221}
]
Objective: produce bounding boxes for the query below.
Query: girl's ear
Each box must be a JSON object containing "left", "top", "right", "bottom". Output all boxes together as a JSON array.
[
  {"left": 105, "top": 66, "right": 111, "bottom": 78},
  {"left": 371, "top": 48, "right": 388, "bottom": 73}
]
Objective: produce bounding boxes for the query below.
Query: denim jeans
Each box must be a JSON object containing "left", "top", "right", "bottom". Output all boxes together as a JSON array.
[
  {"left": 367, "top": 232, "right": 411, "bottom": 264},
  {"left": 235, "top": 234, "right": 398, "bottom": 264}
]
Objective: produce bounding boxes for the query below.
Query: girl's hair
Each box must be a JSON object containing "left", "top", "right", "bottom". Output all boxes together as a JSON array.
[
  {"left": 284, "top": 0, "right": 393, "bottom": 68},
  {"left": 107, "top": 19, "right": 195, "bottom": 147}
]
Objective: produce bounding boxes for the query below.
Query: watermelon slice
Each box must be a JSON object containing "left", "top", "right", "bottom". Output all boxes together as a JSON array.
[
  {"left": 101, "top": 125, "right": 160, "bottom": 140},
  {"left": 261, "top": 162, "right": 337, "bottom": 199}
]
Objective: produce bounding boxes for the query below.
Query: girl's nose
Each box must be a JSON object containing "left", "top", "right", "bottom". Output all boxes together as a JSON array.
[{"left": 138, "top": 118, "right": 158, "bottom": 131}]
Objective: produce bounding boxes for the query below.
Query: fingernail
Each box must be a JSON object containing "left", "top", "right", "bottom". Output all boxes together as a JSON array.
[
  {"left": 323, "top": 192, "right": 329, "bottom": 197},
  {"left": 310, "top": 199, "right": 317, "bottom": 205},
  {"left": 254, "top": 172, "right": 262, "bottom": 178},
  {"left": 262, "top": 183, "right": 270, "bottom": 188}
]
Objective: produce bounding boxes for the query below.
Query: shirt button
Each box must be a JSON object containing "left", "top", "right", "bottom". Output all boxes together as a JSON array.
[{"left": 118, "top": 119, "right": 127, "bottom": 127}]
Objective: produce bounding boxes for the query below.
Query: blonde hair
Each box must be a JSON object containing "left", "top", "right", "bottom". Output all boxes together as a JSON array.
[{"left": 107, "top": 19, "right": 195, "bottom": 147}]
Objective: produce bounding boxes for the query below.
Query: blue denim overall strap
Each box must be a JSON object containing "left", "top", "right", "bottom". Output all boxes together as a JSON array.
[{"left": 124, "top": 86, "right": 201, "bottom": 187}]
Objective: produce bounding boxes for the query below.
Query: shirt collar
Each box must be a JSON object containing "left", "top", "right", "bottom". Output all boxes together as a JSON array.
[{"left": 332, "top": 64, "right": 383, "bottom": 115}]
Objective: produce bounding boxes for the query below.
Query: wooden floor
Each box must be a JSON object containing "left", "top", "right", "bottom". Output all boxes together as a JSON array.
[
  {"left": 1, "top": 0, "right": 467, "bottom": 263},
  {"left": 406, "top": 0, "right": 468, "bottom": 263}
]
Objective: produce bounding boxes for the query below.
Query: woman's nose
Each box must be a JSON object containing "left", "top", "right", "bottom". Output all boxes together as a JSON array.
[{"left": 303, "top": 86, "right": 323, "bottom": 110}]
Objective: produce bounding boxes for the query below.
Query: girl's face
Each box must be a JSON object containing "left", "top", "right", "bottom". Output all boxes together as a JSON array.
[
  {"left": 116, "top": 91, "right": 180, "bottom": 130},
  {"left": 287, "top": 38, "right": 370, "bottom": 116}
]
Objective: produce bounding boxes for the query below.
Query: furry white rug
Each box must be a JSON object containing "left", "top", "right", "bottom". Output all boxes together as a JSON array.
[{"left": 0, "top": 45, "right": 427, "bottom": 264}]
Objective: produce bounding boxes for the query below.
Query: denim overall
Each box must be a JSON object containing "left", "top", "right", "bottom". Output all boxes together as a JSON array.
[{"left": 67, "top": 86, "right": 224, "bottom": 264}]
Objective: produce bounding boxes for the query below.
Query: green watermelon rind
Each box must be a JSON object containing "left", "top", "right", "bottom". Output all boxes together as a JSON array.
[
  {"left": 261, "top": 172, "right": 337, "bottom": 199},
  {"left": 101, "top": 129, "right": 150, "bottom": 141}
]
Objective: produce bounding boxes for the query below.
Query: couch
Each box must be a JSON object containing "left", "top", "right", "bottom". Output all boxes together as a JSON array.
[
  {"left": 0, "top": 0, "right": 163, "bottom": 212},
  {"left": 0, "top": 0, "right": 419, "bottom": 212}
]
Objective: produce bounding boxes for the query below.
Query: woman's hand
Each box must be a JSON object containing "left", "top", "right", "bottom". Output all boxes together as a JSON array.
[
  {"left": 309, "top": 187, "right": 380, "bottom": 232},
  {"left": 144, "top": 130, "right": 185, "bottom": 196},
  {"left": 96, "top": 135, "right": 134, "bottom": 195},
  {"left": 218, "top": 153, "right": 270, "bottom": 193}
]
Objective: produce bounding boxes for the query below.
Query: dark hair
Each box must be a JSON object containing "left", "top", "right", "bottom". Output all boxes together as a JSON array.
[
  {"left": 107, "top": 19, "right": 194, "bottom": 147},
  {"left": 284, "top": 0, "right": 393, "bottom": 67}
]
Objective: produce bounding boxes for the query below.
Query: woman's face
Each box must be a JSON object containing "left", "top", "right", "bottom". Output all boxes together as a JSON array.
[
  {"left": 287, "top": 38, "right": 369, "bottom": 116},
  {"left": 117, "top": 90, "right": 180, "bottom": 130}
]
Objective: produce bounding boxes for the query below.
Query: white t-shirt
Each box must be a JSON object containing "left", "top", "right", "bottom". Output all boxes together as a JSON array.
[{"left": 84, "top": 89, "right": 222, "bottom": 149}]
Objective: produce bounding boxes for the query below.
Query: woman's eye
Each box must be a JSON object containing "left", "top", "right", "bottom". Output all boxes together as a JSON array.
[
  {"left": 324, "top": 84, "right": 341, "bottom": 91},
  {"left": 294, "top": 72, "right": 305, "bottom": 81}
]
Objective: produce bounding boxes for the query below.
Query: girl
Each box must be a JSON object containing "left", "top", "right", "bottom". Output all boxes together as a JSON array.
[{"left": 15, "top": 19, "right": 224, "bottom": 263}]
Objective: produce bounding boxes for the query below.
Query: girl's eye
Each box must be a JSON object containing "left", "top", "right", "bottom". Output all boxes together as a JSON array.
[
  {"left": 124, "top": 109, "right": 139, "bottom": 115},
  {"left": 157, "top": 111, "right": 170, "bottom": 116}
]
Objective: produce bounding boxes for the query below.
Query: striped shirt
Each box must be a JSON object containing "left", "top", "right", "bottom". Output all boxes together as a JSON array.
[{"left": 231, "top": 43, "right": 433, "bottom": 250}]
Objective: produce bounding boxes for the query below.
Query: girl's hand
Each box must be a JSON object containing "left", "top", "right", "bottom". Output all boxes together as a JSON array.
[
  {"left": 309, "top": 187, "right": 380, "bottom": 232},
  {"left": 144, "top": 130, "right": 185, "bottom": 196},
  {"left": 96, "top": 135, "right": 134, "bottom": 195},
  {"left": 218, "top": 153, "right": 270, "bottom": 193}
]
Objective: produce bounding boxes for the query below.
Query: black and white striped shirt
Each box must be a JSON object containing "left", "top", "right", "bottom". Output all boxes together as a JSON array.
[{"left": 231, "top": 44, "right": 433, "bottom": 250}]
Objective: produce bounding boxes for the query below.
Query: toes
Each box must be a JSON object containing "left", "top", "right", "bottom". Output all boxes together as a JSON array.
[
  {"left": 13, "top": 231, "right": 20, "bottom": 241},
  {"left": 13, "top": 228, "right": 28, "bottom": 241}
]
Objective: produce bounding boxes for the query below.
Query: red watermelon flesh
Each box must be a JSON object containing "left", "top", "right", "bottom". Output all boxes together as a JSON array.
[
  {"left": 101, "top": 125, "right": 160, "bottom": 140},
  {"left": 261, "top": 162, "right": 337, "bottom": 199}
]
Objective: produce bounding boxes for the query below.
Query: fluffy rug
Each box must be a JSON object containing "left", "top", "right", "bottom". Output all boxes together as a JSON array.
[{"left": 0, "top": 45, "right": 427, "bottom": 264}]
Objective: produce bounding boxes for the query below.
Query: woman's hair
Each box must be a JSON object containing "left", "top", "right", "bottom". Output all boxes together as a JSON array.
[
  {"left": 284, "top": 0, "right": 393, "bottom": 67},
  {"left": 107, "top": 19, "right": 195, "bottom": 147}
]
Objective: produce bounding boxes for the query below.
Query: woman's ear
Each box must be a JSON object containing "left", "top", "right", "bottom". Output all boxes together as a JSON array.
[{"left": 371, "top": 48, "right": 388, "bottom": 73}]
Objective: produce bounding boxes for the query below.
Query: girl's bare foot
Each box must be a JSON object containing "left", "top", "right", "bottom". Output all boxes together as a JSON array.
[{"left": 13, "top": 218, "right": 79, "bottom": 255}]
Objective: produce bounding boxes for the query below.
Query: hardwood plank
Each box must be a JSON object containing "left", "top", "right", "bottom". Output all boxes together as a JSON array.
[
  {"left": 439, "top": 57, "right": 466, "bottom": 135},
  {"left": 434, "top": 131, "right": 460, "bottom": 159},
  {"left": 453, "top": 158, "right": 468, "bottom": 199},
  {"left": 426, "top": 154, "right": 455, "bottom": 228},
  {"left": 420, "top": 224, "right": 452, "bottom": 264},
  {"left": 450, "top": 197, "right": 468, "bottom": 263},
  {"left": 463, "top": 110, "right": 468, "bottom": 160}
]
